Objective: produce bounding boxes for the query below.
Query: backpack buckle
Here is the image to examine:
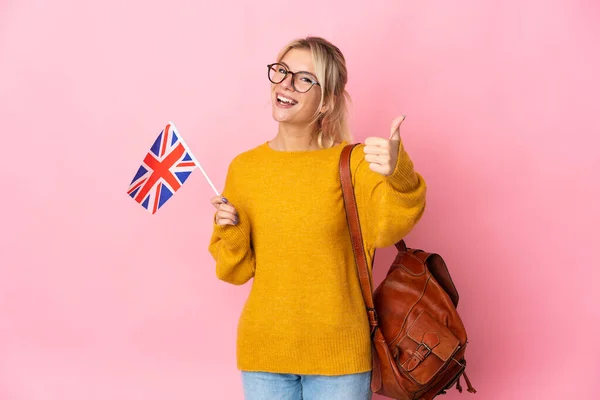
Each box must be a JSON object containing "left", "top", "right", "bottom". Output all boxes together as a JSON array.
[{"left": 415, "top": 342, "right": 432, "bottom": 357}]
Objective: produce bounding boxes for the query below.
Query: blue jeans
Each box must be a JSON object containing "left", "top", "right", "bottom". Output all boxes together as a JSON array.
[{"left": 241, "top": 370, "right": 372, "bottom": 400}]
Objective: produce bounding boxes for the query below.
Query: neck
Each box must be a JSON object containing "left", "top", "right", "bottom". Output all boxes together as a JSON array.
[{"left": 270, "top": 122, "right": 321, "bottom": 151}]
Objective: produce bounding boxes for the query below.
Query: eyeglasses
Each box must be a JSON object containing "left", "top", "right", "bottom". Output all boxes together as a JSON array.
[{"left": 267, "top": 63, "right": 321, "bottom": 93}]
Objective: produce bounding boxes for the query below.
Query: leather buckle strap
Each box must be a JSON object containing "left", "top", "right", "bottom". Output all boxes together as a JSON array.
[
  {"left": 366, "top": 307, "right": 378, "bottom": 326},
  {"left": 404, "top": 341, "right": 433, "bottom": 371}
]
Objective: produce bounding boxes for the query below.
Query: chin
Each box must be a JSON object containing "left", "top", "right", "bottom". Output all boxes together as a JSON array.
[
  {"left": 272, "top": 108, "right": 293, "bottom": 123},
  {"left": 271, "top": 102, "right": 313, "bottom": 125}
]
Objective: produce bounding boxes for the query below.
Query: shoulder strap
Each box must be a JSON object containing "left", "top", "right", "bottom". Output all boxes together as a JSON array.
[{"left": 339, "top": 144, "right": 379, "bottom": 330}]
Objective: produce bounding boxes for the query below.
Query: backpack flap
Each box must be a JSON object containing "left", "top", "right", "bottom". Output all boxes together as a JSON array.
[
  {"left": 411, "top": 251, "right": 460, "bottom": 308},
  {"left": 396, "top": 310, "right": 460, "bottom": 386}
]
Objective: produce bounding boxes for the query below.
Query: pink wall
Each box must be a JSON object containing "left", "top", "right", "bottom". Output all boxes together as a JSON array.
[{"left": 1, "top": 1, "right": 598, "bottom": 399}]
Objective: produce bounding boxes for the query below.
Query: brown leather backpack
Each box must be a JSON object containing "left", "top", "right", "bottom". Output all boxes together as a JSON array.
[{"left": 340, "top": 144, "right": 477, "bottom": 400}]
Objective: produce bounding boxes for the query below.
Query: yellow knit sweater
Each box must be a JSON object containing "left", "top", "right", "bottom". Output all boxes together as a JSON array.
[{"left": 208, "top": 140, "right": 426, "bottom": 375}]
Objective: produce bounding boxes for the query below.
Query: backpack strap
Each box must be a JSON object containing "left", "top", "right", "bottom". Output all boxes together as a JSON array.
[{"left": 339, "top": 144, "right": 379, "bottom": 331}]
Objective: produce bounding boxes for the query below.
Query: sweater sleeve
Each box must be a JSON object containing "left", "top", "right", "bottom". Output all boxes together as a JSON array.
[
  {"left": 208, "top": 158, "right": 255, "bottom": 285},
  {"left": 351, "top": 140, "right": 427, "bottom": 249}
]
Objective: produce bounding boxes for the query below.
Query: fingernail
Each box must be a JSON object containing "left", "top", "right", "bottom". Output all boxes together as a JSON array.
[{"left": 222, "top": 197, "right": 228, "bottom": 203}]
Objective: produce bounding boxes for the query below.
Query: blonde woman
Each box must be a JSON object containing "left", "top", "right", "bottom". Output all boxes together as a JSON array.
[{"left": 209, "top": 36, "right": 427, "bottom": 400}]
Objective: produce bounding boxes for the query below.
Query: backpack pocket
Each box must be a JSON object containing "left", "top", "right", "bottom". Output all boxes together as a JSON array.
[{"left": 395, "top": 309, "right": 460, "bottom": 385}]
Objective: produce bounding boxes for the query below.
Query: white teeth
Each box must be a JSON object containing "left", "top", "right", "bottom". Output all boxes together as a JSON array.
[{"left": 277, "top": 95, "right": 296, "bottom": 104}]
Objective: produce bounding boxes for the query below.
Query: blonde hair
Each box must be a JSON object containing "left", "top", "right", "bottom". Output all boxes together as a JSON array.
[{"left": 276, "top": 36, "right": 353, "bottom": 148}]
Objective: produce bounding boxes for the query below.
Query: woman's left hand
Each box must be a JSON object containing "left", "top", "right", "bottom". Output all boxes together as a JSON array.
[{"left": 364, "top": 115, "right": 405, "bottom": 176}]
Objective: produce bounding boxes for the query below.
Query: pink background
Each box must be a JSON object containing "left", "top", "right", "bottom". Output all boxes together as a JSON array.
[{"left": 1, "top": 0, "right": 599, "bottom": 399}]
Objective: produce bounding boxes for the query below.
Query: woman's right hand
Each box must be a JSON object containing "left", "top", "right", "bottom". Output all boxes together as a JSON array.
[{"left": 211, "top": 196, "right": 239, "bottom": 226}]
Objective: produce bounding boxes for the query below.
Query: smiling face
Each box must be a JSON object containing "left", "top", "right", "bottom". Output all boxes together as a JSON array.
[{"left": 270, "top": 48, "right": 323, "bottom": 127}]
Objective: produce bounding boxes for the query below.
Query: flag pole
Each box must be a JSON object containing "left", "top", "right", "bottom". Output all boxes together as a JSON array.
[{"left": 168, "top": 121, "right": 221, "bottom": 196}]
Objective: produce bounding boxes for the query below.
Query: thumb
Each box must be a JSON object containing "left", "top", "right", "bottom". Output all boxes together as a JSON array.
[
  {"left": 389, "top": 115, "right": 406, "bottom": 141},
  {"left": 210, "top": 195, "right": 227, "bottom": 208}
]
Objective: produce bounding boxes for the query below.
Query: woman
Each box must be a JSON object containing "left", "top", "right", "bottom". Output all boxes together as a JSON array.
[{"left": 208, "top": 36, "right": 426, "bottom": 400}]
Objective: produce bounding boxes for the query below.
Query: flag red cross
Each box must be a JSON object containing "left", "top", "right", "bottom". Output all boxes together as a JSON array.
[{"left": 134, "top": 143, "right": 185, "bottom": 203}]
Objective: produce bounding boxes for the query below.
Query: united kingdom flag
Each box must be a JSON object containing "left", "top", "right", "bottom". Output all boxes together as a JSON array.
[{"left": 127, "top": 122, "right": 197, "bottom": 214}]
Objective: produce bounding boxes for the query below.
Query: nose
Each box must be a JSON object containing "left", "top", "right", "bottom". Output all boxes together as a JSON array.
[{"left": 279, "top": 73, "right": 295, "bottom": 91}]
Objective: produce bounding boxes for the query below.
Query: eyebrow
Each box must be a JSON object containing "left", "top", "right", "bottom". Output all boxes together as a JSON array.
[{"left": 280, "top": 61, "right": 318, "bottom": 80}]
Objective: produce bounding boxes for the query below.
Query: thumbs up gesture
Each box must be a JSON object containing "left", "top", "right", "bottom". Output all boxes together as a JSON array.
[{"left": 364, "top": 115, "right": 405, "bottom": 176}]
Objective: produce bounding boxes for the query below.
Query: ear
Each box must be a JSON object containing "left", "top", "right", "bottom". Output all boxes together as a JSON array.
[{"left": 319, "top": 96, "right": 335, "bottom": 114}]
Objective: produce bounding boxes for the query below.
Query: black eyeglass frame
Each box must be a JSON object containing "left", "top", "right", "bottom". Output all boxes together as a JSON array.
[{"left": 267, "top": 63, "right": 321, "bottom": 93}]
